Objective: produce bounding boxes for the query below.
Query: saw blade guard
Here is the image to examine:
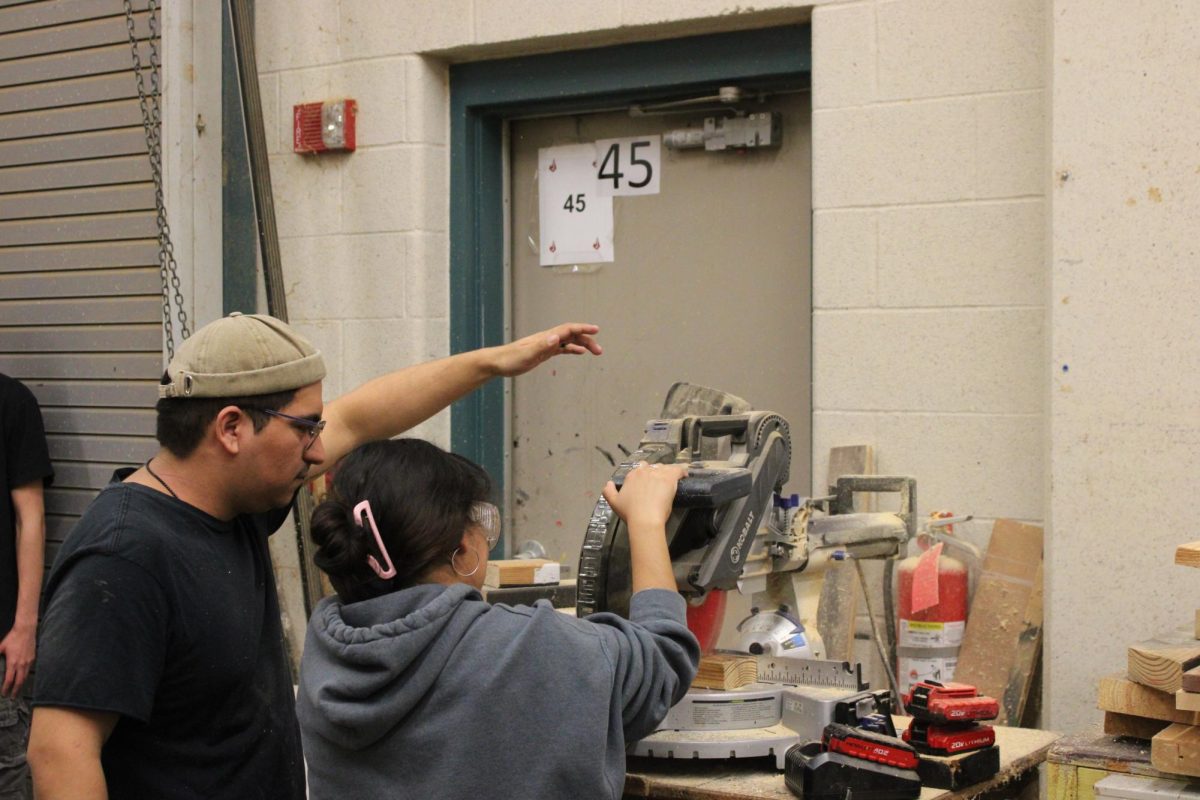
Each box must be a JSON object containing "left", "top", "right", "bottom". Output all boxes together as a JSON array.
[
  {"left": 735, "top": 607, "right": 816, "bottom": 660},
  {"left": 575, "top": 407, "right": 792, "bottom": 619}
]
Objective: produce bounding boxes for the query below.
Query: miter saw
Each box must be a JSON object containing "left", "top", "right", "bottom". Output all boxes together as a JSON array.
[{"left": 576, "top": 384, "right": 918, "bottom": 768}]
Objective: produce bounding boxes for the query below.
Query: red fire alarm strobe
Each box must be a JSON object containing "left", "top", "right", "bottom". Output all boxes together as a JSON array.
[{"left": 293, "top": 99, "right": 357, "bottom": 154}]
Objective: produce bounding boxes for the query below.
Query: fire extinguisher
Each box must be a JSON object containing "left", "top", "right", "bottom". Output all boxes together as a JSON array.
[{"left": 895, "top": 513, "right": 971, "bottom": 697}]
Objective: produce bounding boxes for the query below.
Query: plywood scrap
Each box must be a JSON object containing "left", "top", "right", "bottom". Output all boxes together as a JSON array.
[
  {"left": 1128, "top": 629, "right": 1200, "bottom": 694},
  {"left": 1176, "top": 542, "right": 1200, "bottom": 569},
  {"left": 691, "top": 653, "right": 758, "bottom": 690},
  {"left": 955, "top": 519, "right": 1043, "bottom": 726},
  {"left": 484, "top": 559, "right": 560, "bottom": 588},
  {"left": 1098, "top": 674, "right": 1200, "bottom": 725},
  {"left": 1104, "top": 711, "right": 1171, "bottom": 740},
  {"left": 1178, "top": 691, "right": 1200, "bottom": 713},
  {"left": 815, "top": 445, "right": 870, "bottom": 662},
  {"left": 1152, "top": 723, "right": 1200, "bottom": 777}
]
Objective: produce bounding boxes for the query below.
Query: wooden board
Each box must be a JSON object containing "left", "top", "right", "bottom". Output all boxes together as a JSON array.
[
  {"left": 484, "top": 559, "right": 559, "bottom": 588},
  {"left": 691, "top": 654, "right": 758, "bottom": 691},
  {"left": 1175, "top": 542, "right": 1200, "bottom": 569},
  {"left": 955, "top": 519, "right": 1043, "bottom": 726},
  {"left": 1151, "top": 724, "right": 1200, "bottom": 777},
  {"left": 815, "top": 445, "right": 869, "bottom": 662},
  {"left": 1128, "top": 630, "right": 1200, "bottom": 694},
  {"left": 1185, "top": 666, "right": 1200, "bottom": 693},
  {"left": 1103, "top": 711, "right": 1170, "bottom": 740},
  {"left": 1096, "top": 674, "right": 1200, "bottom": 725},
  {"left": 1177, "top": 690, "right": 1200, "bottom": 713}
]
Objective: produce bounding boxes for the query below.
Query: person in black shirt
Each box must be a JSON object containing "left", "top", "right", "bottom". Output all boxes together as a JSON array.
[
  {"left": 27, "top": 313, "right": 600, "bottom": 800},
  {"left": 0, "top": 374, "right": 53, "bottom": 800}
]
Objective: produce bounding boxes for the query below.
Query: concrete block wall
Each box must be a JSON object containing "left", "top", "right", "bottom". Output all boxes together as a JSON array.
[{"left": 810, "top": 0, "right": 1047, "bottom": 694}]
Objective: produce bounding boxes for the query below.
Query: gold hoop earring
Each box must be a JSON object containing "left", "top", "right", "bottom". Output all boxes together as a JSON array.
[{"left": 451, "top": 546, "right": 481, "bottom": 577}]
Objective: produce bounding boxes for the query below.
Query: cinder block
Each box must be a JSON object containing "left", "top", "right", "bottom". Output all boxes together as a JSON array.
[
  {"left": 258, "top": 74, "right": 280, "bottom": 155},
  {"left": 341, "top": 0, "right": 473, "bottom": 58},
  {"left": 342, "top": 146, "right": 412, "bottom": 232},
  {"left": 406, "top": 232, "right": 449, "bottom": 318},
  {"left": 813, "top": 307, "right": 1045, "bottom": 413},
  {"left": 269, "top": 153, "right": 341, "bottom": 238},
  {"left": 342, "top": 317, "right": 449, "bottom": 397},
  {"left": 873, "top": 411, "right": 1044, "bottom": 520},
  {"left": 406, "top": 57, "right": 449, "bottom": 145},
  {"left": 279, "top": 60, "right": 407, "bottom": 149},
  {"left": 476, "top": 0, "right": 620, "bottom": 45},
  {"left": 814, "top": 209, "right": 877, "bottom": 309},
  {"left": 620, "top": 0, "right": 813, "bottom": 26},
  {"left": 289, "top": 320, "right": 343, "bottom": 400},
  {"left": 976, "top": 90, "right": 1046, "bottom": 198},
  {"left": 878, "top": 200, "right": 1045, "bottom": 307},
  {"left": 255, "top": 0, "right": 340, "bottom": 72},
  {"left": 812, "top": 2, "right": 876, "bottom": 109},
  {"left": 877, "top": 0, "right": 1044, "bottom": 101},
  {"left": 813, "top": 98, "right": 976, "bottom": 208},
  {"left": 281, "top": 234, "right": 407, "bottom": 320}
]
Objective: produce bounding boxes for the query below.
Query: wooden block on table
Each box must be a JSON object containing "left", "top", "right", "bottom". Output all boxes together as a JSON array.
[
  {"left": 484, "top": 559, "right": 560, "bottom": 588},
  {"left": 1098, "top": 674, "right": 1200, "bottom": 725},
  {"left": 1128, "top": 629, "right": 1200, "bottom": 694},
  {"left": 1175, "top": 542, "right": 1200, "bottom": 568},
  {"left": 1151, "top": 723, "right": 1200, "bottom": 777},
  {"left": 1104, "top": 711, "right": 1171, "bottom": 740},
  {"left": 1178, "top": 690, "right": 1200, "bottom": 713},
  {"left": 691, "top": 653, "right": 759, "bottom": 690},
  {"left": 815, "top": 445, "right": 871, "bottom": 662},
  {"left": 954, "top": 519, "right": 1044, "bottom": 726}
]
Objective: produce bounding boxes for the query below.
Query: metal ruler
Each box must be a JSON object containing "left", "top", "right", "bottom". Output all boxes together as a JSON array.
[{"left": 755, "top": 657, "right": 867, "bottom": 691}]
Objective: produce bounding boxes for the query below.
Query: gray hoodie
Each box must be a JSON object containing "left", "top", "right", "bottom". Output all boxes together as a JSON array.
[{"left": 297, "top": 583, "right": 699, "bottom": 800}]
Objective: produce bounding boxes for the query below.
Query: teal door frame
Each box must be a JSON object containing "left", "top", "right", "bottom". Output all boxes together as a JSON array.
[{"left": 448, "top": 25, "right": 811, "bottom": 500}]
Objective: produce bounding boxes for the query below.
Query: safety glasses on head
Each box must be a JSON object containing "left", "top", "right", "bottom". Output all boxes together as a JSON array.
[{"left": 469, "top": 501, "right": 501, "bottom": 549}]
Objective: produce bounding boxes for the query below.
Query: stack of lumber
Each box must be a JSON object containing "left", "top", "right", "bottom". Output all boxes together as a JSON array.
[
  {"left": 692, "top": 653, "right": 758, "bottom": 691},
  {"left": 1093, "top": 541, "right": 1200, "bottom": 777}
]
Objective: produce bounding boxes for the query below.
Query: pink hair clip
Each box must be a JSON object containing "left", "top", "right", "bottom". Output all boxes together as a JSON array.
[{"left": 354, "top": 500, "right": 396, "bottom": 580}]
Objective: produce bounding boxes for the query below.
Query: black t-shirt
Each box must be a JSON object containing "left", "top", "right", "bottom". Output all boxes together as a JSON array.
[
  {"left": 35, "top": 473, "right": 305, "bottom": 800},
  {"left": 0, "top": 373, "right": 54, "bottom": 635}
]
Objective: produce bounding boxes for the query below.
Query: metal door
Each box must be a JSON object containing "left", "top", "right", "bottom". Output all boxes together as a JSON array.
[{"left": 508, "top": 92, "right": 811, "bottom": 568}]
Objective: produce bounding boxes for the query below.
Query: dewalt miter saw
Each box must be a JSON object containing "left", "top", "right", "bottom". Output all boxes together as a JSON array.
[{"left": 577, "top": 384, "right": 918, "bottom": 767}]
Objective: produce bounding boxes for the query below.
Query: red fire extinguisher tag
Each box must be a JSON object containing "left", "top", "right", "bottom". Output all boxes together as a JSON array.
[{"left": 910, "top": 542, "right": 943, "bottom": 614}]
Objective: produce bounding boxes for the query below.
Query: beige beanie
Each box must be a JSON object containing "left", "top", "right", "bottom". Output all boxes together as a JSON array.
[{"left": 158, "top": 313, "right": 326, "bottom": 399}]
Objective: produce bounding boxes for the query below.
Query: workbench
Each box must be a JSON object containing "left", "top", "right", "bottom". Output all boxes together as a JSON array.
[
  {"left": 623, "top": 723, "right": 1060, "bottom": 799},
  {"left": 1047, "top": 733, "right": 1198, "bottom": 799}
]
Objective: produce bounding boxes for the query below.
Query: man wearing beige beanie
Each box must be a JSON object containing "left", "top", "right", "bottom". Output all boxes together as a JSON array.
[{"left": 26, "top": 313, "right": 601, "bottom": 800}]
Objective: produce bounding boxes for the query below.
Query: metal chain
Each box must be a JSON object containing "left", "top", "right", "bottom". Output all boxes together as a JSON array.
[{"left": 125, "top": 0, "right": 190, "bottom": 360}]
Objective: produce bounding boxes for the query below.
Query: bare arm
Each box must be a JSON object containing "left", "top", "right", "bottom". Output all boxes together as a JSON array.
[
  {"left": 314, "top": 322, "right": 601, "bottom": 476},
  {"left": 1, "top": 480, "right": 44, "bottom": 697},
  {"left": 602, "top": 464, "right": 687, "bottom": 594},
  {"left": 28, "top": 707, "right": 118, "bottom": 800}
]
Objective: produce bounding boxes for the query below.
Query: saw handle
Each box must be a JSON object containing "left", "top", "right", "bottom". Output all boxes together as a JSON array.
[{"left": 612, "top": 466, "right": 752, "bottom": 508}]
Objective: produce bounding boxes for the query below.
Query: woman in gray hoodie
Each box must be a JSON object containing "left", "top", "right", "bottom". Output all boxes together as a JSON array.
[{"left": 296, "top": 438, "right": 700, "bottom": 799}]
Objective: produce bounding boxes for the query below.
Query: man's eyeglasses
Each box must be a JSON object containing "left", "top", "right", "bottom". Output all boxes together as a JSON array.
[
  {"left": 469, "top": 501, "right": 501, "bottom": 550},
  {"left": 254, "top": 408, "right": 326, "bottom": 452}
]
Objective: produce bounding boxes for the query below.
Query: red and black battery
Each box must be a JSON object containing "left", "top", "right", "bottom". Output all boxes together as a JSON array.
[
  {"left": 823, "top": 723, "right": 919, "bottom": 771},
  {"left": 903, "top": 680, "right": 1000, "bottom": 725},
  {"left": 903, "top": 719, "right": 996, "bottom": 755}
]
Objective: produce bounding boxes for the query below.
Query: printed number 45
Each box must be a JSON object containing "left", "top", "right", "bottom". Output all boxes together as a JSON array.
[
  {"left": 599, "top": 141, "right": 653, "bottom": 190},
  {"left": 562, "top": 193, "right": 586, "bottom": 213}
]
